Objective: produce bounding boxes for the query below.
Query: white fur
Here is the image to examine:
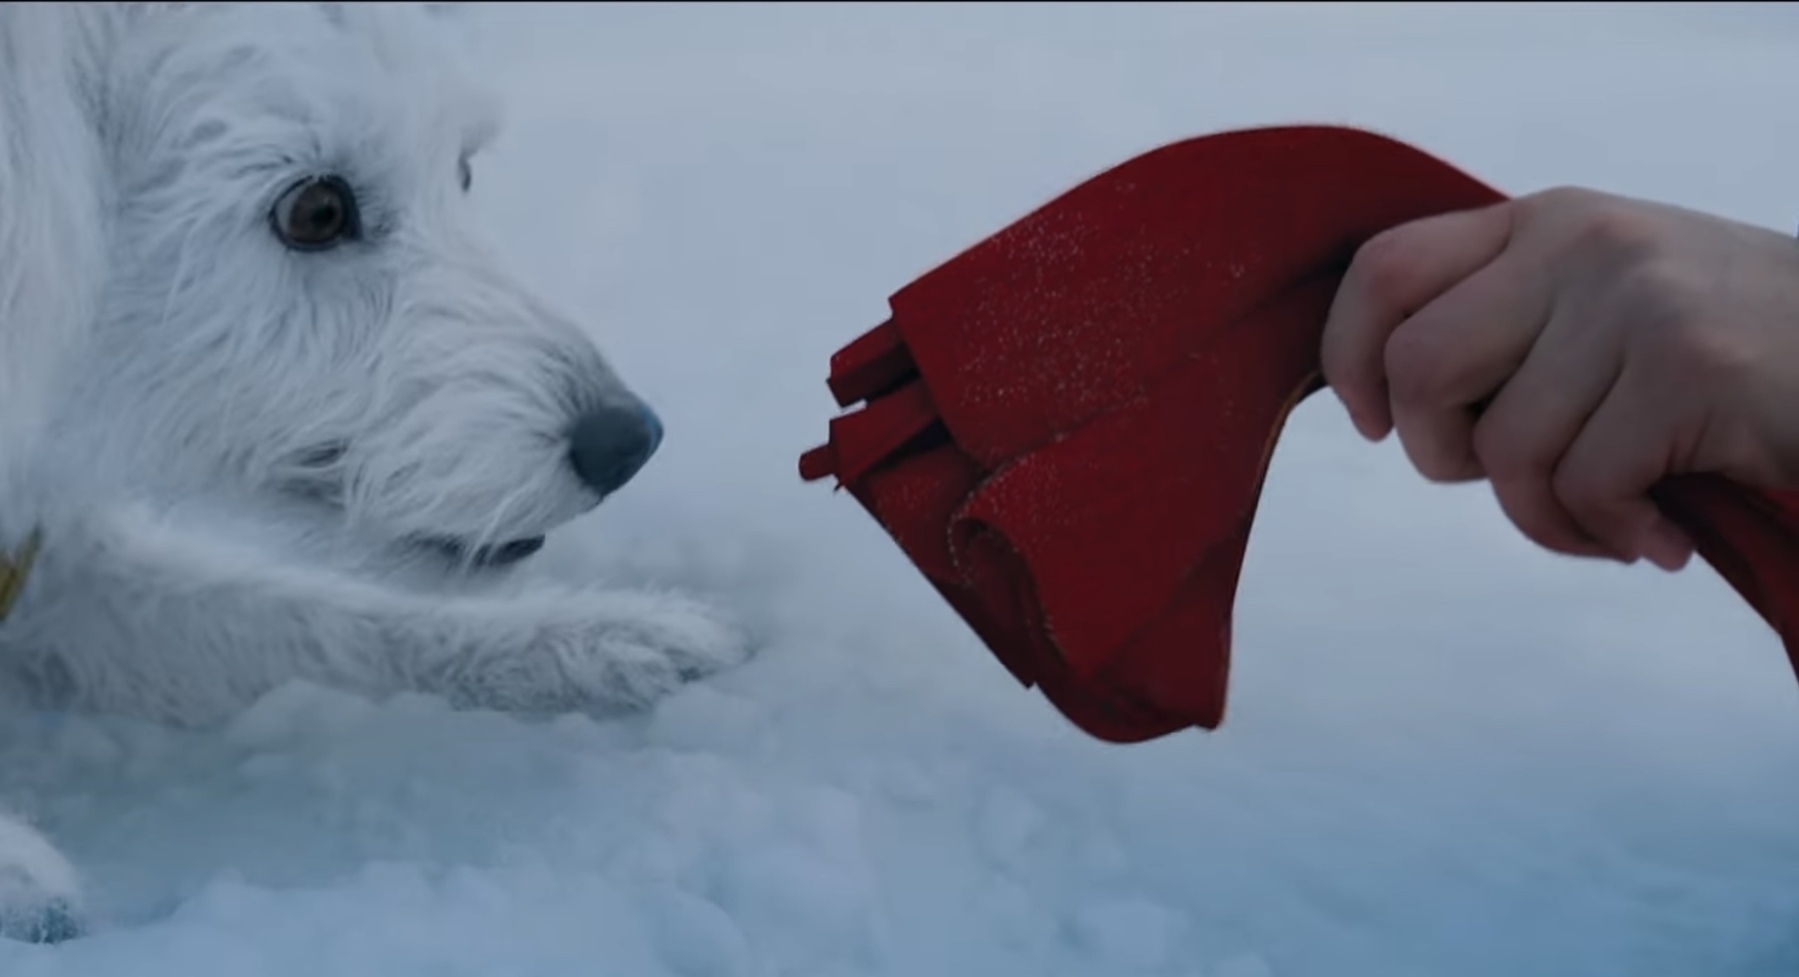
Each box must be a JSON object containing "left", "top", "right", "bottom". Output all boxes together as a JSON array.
[
  {"left": 0, "top": 2, "right": 748, "bottom": 938},
  {"left": 0, "top": 4, "right": 109, "bottom": 550}
]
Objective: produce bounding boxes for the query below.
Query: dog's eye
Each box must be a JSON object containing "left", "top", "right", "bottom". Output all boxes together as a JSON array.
[
  {"left": 271, "top": 175, "right": 360, "bottom": 251},
  {"left": 458, "top": 157, "right": 473, "bottom": 193}
]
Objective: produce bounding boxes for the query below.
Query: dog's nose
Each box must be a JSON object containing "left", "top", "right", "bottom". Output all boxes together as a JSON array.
[{"left": 568, "top": 400, "right": 664, "bottom": 497}]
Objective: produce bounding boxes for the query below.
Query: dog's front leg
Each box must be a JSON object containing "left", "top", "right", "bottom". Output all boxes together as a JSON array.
[
  {"left": 0, "top": 810, "right": 81, "bottom": 943},
  {"left": 378, "top": 582, "right": 754, "bottom": 716},
  {"left": 1, "top": 504, "right": 750, "bottom": 725}
]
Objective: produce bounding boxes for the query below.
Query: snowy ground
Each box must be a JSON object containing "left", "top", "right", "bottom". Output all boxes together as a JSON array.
[{"left": 7, "top": 3, "right": 1799, "bottom": 975}]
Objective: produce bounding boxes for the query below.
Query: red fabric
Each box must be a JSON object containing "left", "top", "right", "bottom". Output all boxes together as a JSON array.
[{"left": 798, "top": 125, "right": 1799, "bottom": 744}]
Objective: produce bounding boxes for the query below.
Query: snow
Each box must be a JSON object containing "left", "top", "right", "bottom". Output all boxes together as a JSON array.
[{"left": 8, "top": 2, "right": 1799, "bottom": 974}]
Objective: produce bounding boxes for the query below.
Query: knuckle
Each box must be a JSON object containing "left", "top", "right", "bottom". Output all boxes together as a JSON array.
[
  {"left": 1573, "top": 207, "right": 1662, "bottom": 266},
  {"left": 1381, "top": 327, "right": 1448, "bottom": 407},
  {"left": 1616, "top": 256, "right": 1697, "bottom": 314},
  {"left": 1521, "top": 185, "right": 1663, "bottom": 264},
  {"left": 1349, "top": 228, "right": 1422, "bottom": 311},
  {"left": 1683, "top": 325, "right": 1756, "bottom": 390},
  {"left": 1410, "top": 449, "right": 1459, "bottom": 483},
  {"left": 1407, "top": 446, "right": 1465, "bottom": 484},
  {"left": 1470, "top": 419, "right": 1543, "bottom": 484},
  {"left": 1614, "top": 256, "right": 1684, "bottom": 304},
  {"left": 1399, "top": 422, "right": 1478, "bottom": 484},
  {"left": 1526, "top": 185, "right": 1605, "bottom": 215},
  {"left": 1550, "top": 462, "right": 1610, "bottom": 521},
  {"left": 1495, "top": 488, "right": 1567, "bottom": 553},
  {"left": 1489, "top": 475, "right": 1587, "bottom": 554}
]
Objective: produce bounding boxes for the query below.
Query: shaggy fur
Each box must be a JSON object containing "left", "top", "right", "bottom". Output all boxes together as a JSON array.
[{"left": 0, "top": 2, "right": 747, "bottom": 940}]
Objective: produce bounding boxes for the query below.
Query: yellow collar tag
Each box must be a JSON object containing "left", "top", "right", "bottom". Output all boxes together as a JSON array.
[{"left": 0, "top": 527, "right": 42, "bottom": 621}]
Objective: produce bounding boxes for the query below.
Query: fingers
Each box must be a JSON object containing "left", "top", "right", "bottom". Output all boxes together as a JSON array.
[
  {"left": 1320, "top": 201, "right": 1516, "bottom": 442},
  {"left": 1382, "top": 253, "right": 1554, "bottom": 482},
  {"left": 1545, "top": 363, "right": 1695, "bottom": 571},
  {"left": 1470, "top": 303, "right": 1622, "bottom": 561}
]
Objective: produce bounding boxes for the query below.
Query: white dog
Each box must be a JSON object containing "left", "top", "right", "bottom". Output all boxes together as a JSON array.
[{"left": 0, "top": 2, "right": 748, "bottom": 941}]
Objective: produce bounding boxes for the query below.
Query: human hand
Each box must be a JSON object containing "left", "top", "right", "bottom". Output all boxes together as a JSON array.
[{"left": 1319, "top": 187, "right": 1799, "bottom": 572}]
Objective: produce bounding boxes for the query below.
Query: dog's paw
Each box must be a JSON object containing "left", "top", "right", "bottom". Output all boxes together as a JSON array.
[
  {"left": 453, "top": 588, "right": 752, "bottom": 716},
  {"left": 0, "top": 814, "right": 83, "bottom": 944}
]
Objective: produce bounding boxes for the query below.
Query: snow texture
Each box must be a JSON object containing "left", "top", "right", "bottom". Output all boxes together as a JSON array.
[{"left": 7, "top": 3, "right": 1799, "bottom": 975}]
